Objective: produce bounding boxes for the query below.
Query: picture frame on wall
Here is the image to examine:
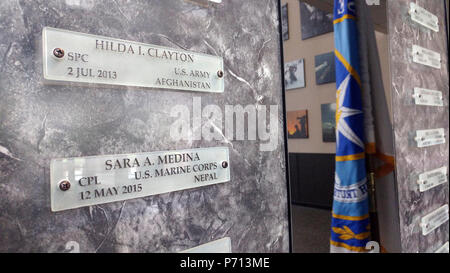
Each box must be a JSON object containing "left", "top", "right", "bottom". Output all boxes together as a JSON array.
[
  {"left": 300, "top": 1, "right": 333, "bottom": 40},
  {"left": 284, "top": 59, "right": 305, "bottom": 90},
  {"left": 315, "top": 52, "right": 336, "bottom": 85},
  {"left": 321, "top": 103, "right": 336, "bottom": 143},
  {"left": 281, "top": 4, "right": 289, "bottom": 41},
  {"left": 287, "top": 110, "right": 309, "bottom": 139}
]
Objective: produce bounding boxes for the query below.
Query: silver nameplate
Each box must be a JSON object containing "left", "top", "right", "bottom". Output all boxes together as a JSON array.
[
  {"left": 421, "top": 205, "right": 449, "bottom": 236},
  {"left": 412, "top": 45, "right": 441, "bottom": 69},
  {"left": 42, "top": 27, "right": 224, "bottom": 93},
  {"left": 50, "top": 147, "right": 230, "bottom": 211},
  {"left": 435, "top": 242, "right": 449, "bottom": 253},
  {"left": 185, "top": 0, "right": 222, "bottom": 4},
  {"left": 180, "top": 237, "right": 232, "bottom": 253},
  {"left": 415, "top": 128, "right": 446, "bottom": 148},
  {"left": 413, "top": 88, "right": 443, "bottom": 107},
  {"left": 417, "top": 166, "right": 448, "bottom": 192},
  {"left": 409, "top": 3, "right": 439, "bottom": 32}
]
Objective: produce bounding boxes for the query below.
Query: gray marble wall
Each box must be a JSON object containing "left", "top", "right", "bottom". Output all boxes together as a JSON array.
[
  {"left": 0, "top": 0, "right": 290, "bottom": 252},
  {"left": 387, "top": 0, "right": 449, "bottom": 253}
]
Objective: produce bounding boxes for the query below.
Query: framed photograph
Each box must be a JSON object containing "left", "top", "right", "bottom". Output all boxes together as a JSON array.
[
  {"left": 284, "top": 59, "right": 305, "bottom": 90},
  {"left": 287, "top": 110, "right": 309, "bottom": 139},
  {"left": 300, "top": 2, "right": 333, "bottom": 40},
  {"left": 321, "top": 103, "right": 336, "bottom": 142},
  {"left": 315, "top": 52, "right": 336, "bottom": 85},
  {"left": 281, "top": 4, "right": 289, "bottom": 41}
]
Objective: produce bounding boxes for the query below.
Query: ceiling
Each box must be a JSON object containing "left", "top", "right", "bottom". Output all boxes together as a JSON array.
[{"left": 301, "top": 0, "right": 388, "bottom": 33}]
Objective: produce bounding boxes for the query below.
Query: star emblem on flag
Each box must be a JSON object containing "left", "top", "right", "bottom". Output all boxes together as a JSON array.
[{"left": 336, "top": 74, "right": 364, "bottom": 150}]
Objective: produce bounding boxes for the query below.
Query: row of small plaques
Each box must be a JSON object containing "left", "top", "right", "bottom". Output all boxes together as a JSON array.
[{"left": 408, "top": 2, "right": 448, "bottom": 252}]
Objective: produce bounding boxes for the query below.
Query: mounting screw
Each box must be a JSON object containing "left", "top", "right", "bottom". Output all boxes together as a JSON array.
[
  {"left": 53, "top": 48, "right": 65, "bottom": 58},
  {"left": 59, "top": 180, "right": 71, "bottom": 191},
  {"left": 221, "top": 161, "right": 228, "bottom": 168},
  {"left": 217, "top": 70, "right": 224, "bottom": 78}
]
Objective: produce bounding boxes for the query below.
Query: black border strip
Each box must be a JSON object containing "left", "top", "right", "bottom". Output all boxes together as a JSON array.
[{"left": 276, "top": 0, "right": 293, "bottom": 254}]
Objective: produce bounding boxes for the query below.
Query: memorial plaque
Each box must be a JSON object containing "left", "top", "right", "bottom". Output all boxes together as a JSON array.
[
  {"left": 435, "top": 241, "right": 449, "bottom": 253},
  {"left": 42, "top": 27, "right": 224, "bottom": 93},
  {"left": 185, "top": 0, "right": 222, "bottom": 6},
  {"left": 414, "top": 128, "right": 446, "bottom": 148},
  {"left": 409, "top": 3, "right": 439, "bottom": 32},
  {"left": 50, "top": 147, "right": 230, "bottom": 211},
  {"left": 180, "top": 237, "right": 232, "bottom": 253},
  {"left": 417, "top": 166, "right": 448, "bottom": 192},
  {"left": 412, "top": 45, "right": 441, "bottom": 69},
  {"left": 420, "top": 205, "right": 449, "bottom": 236},
  {"left": 413, "top": 88, "right": 444, "bottom": 107}
]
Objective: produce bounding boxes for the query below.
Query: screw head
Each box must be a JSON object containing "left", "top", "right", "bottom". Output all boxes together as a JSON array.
[
  {"left": 53, "top": 48, "right": 65, "bottom": 58},
  {"left": 217, "top": 70, "right": 224, "bottom": 78},
  {"left": 59, "top": 180, "right": 71, "bottom": 191},
  {"left": 221, "top": 161, "right": 228, "bottom": 168}
]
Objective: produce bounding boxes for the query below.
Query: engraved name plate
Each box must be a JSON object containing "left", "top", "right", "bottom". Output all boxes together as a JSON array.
[
  {"left": 421, "top": 205, "right": 449, "bottom": 236},
  {"left": 413, "top": 88, "right": 444, "bottom": 107},
  {"left": 435, "top": 242, "right": 449, "bottom": 253},
  {"left": 417, "top": 166, "right": 448, "bottom": 192},
  {"left": 42, "top": 27, "right": 224, "bottom": 93},
  {"left": 184, "top": 0, "right": 222, "bottom": 6},
  {"left": 409, "top": 3, "right": 439, "bottom": 32},
  {"left": 412, "top": 45, "right": 441, "bottom": 69},
  {"left": 415, "top": 128, "right": 446, "bottom": 148},
  {"left": 180, "top": 237, "right": 232, "bottom": 253},
  {"left": 50, "top": 147, "right": 230, "bottom": 211}
]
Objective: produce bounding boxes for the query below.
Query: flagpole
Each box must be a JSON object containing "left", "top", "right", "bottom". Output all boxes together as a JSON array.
[{"left": 366, "top": 154, "right": 380, "bottom": 246}]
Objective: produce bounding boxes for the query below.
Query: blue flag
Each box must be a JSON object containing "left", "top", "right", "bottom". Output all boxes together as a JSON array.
[{"left": 330, "top": 0, "right": 371, "bottom": 253}]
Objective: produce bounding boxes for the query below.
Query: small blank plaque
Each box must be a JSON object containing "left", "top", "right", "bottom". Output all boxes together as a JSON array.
[
  {"left": 412, "top": 45, "right": 441, "bottom": 69},
  {"left": 435, "top": 242, "right": 449, "bottom": 253},
  {"left": 415, "top": 128, "right": 445, "bottom": 148},
  {"left": 417, "top": 166, "right": 448, "bottom": 192},
  {"left": 409, "top": 3, "right": 439, "bottom": 32},
  {"left": 413, "top": 88, "right": 443, "bottom": 107},
  {"left": 421, "top": 205, "right": 449, "bottom": 236},
  {"left": 180, "top": 237, "right": 232, "bottom": 253}
]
